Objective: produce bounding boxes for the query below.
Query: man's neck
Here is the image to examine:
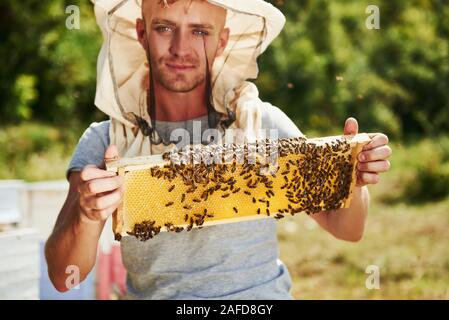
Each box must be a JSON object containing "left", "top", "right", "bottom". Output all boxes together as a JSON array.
[{"left": 151, "top": 81, "right": 209, "bottom": 122}]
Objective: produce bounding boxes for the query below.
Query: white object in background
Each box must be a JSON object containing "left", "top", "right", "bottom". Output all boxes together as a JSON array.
[
  {"left": 0, "top": 228, "right": 40, "bottom": 300},
  {"left": 24, "top": 178, "right": 115, "bottom": 250},
  {"left": 25, "top": 181, "right": 69, "bottom": 240},
  {"left": 0, "top": 180, "right": 26, "bottom": 225}
]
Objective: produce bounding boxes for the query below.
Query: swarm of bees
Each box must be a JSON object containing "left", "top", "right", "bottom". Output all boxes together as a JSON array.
[{"left": 119, "top": 136, "right": 360, "bottom": 242}]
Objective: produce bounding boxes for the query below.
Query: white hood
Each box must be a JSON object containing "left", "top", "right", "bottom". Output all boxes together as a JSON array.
[{"left": 93, "top": 0, "right": 286, "bottom": 157}]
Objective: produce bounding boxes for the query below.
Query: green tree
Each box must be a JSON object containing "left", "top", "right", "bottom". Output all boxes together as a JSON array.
[{"left": 0, "top": 0, "right": 104, "bottom": 125}]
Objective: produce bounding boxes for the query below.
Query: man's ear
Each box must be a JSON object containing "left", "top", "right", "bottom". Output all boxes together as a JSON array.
[
  {"left": 216, "top": 27, "right": 230, "bottom": 57},
  {"left": 136, "top": 18, "right": 146, "bottom": 49}
]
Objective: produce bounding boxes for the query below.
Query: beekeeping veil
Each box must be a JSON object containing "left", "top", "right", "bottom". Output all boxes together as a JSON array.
[{"left": 93, "top": 0, "right": 286, "bottom": 157}]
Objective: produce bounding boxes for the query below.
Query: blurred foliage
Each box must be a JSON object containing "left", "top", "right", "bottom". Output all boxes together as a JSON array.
[
  {"left": 0, "top": 0, "right": 448, "bottom": 139},
  {"left": 0, "top": 0, "right": 105, "bottom": 126},
  {"left": 0, "top": 122, "right": 82, "bottom": 181},
  {"left": 408, "top": 162, "right": 449, "bottom": 202},
  {"left": 0, "top": 0, "right": 447, "bottom": 138},
  {"left": 403, "top": 137, "right": 449, "bottom": 202},
  {"left": 373, "top": 136, "right": 449, "bottom": 204},
  {"left": 260, "top": 0, "right": 449, "bottom": 139}
]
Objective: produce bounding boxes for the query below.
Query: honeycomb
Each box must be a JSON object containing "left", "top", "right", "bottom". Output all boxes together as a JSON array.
[{"left": 106, "top": 134, "right": 370, "bottom": 241}]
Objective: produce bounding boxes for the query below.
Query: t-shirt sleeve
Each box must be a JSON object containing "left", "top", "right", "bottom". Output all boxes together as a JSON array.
[
  {"left": 66, "top": 121, "right": 110, "bottom": 180},
  {"left": 261, "top": 102, "right": 304, "bottom": 139}
]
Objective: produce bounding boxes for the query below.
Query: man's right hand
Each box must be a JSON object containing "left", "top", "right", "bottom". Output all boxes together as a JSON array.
[{"left": 78, "top": 145, "right": 124, "bottom": 223}]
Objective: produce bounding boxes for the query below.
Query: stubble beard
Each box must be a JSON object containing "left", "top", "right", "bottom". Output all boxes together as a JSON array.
[{"left": 151, "top": 56, "right": 206, "bottom": 93}]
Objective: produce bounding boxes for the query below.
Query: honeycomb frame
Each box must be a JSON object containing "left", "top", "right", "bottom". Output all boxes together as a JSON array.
[{"left": 106, "top": 133, "right": 371, "bottom": 241}]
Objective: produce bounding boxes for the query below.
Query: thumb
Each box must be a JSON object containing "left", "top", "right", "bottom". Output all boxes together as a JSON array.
[
  {"left": 101, "top": 145, "right": 119, "bottom": 170},
  {"left": 344, "top": 117, "right": 359, "bottom": 136}
]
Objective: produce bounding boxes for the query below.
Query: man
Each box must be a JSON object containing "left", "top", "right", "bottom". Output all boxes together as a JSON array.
[{"left": 45, "top": 0, "right": 391, "bottom": 299}]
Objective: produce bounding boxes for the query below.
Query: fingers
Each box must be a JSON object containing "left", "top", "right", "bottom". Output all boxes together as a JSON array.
[
  {"left": 104, "top": 145, "right": 119, "bottom": 160},
  {"left": 79, "top": 175, "right": 124, "bottom": 196},
  {"left": 78, "top": 153, "right": 124, "bottom": 223},
  {"left": 81, "top": 187, "right": 124, "bottom": 211},
  {"left": 344, "top": 117, "right": 359, "bottom": 135},
  {"left": 352, "top": 131, "right": 391, "bottom": 187},
  {"left": 80, "top": 166, "right": 116, "bottom": 181},
  {"left": 79, "top": 187, "right": 124, "bottom": 222},
  {"left": 363, "top": 133, "right": 389, "bottom": 151},
  {"left": 80, "top": 204, "right": 119, "bottom": 222},
  {"left": 358, "top": 145, "right": 392, "bottom": 162},
  {"left": 357, "top": 172, "right": 380, "bottom": 186},
  {"left": 358, "top": 160, "right": 391, "bottom": 173}
]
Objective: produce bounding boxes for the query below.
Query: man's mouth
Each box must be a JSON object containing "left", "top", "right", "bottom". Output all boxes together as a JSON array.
[{"left": 166, "top": 63, "right": 196, "bottom": 71}]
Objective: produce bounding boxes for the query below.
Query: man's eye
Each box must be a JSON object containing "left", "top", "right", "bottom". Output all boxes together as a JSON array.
[
  {"left": 156, "top": 26, "right": 173, "bottom": 33},
  {"left": 193, "top": 29, "right": 209, "bottom": 36}
]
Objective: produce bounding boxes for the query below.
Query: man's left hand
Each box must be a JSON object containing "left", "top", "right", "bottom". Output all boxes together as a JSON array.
[{"left": 344, "top": 117, "right": 392, "bottom": 187}]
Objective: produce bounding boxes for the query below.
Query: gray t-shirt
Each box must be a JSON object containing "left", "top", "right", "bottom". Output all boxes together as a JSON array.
[
  {"left": 151, "top": 113, "right": 213, "bottom": 146},
  {"left": 67, "top": 104, "right": 303, "bottom": 300}
]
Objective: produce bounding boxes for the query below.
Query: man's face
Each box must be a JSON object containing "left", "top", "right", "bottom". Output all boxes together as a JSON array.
[{"left": 137, "top": 0, "right": 230, "bottom": 93}]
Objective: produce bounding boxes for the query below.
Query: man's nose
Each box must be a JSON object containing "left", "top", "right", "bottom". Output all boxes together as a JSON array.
[{"left": 169, "top": 30, "right": 192, "bottom": 57}]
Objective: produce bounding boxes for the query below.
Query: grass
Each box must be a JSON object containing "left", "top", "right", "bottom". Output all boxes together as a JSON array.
[
  {"left": 278, "top": 139, "right": 449, "bottom": 299},
  {"left": 278, "top": 198, "right": 449, "bottom": 299}
]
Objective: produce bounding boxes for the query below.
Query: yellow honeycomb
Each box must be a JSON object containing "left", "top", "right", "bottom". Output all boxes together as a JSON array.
[{"left": 107, "top": 134, "right": 370, "bottom": 241}]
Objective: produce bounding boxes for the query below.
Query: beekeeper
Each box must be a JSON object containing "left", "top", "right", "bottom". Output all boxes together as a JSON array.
[{"left": 45, "top": 0, "right": 391, "bottom": 299}]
